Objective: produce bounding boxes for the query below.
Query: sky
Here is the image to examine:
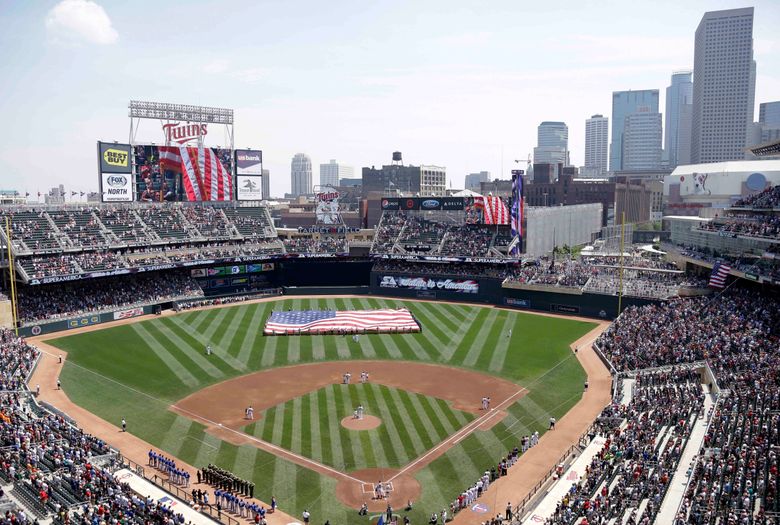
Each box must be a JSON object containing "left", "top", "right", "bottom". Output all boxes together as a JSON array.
[{"left": 0, "top": 0, "right": 778, "bottom": 200}]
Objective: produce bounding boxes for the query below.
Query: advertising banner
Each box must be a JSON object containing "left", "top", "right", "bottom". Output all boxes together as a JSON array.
[
  {"left": 237, "top": 175, "right": 263, "bottom": 201},
  {"left": 98, "top": 142, "right": 132, "bottom": 173},
  {"left": 504, "top": 297, "right": 531, "bottom": 308},
  {"left": 113, "top": 307, "right": 144, "bottom": 320},
  {"left": 235, "top": 149, "right": 263, "bottom": 175},
  {"left": 381, "top": 197, "right": 465, "bottom": 211},
  {"left": 551, "top": 304, "right": 580, "bottom": 314},
  {"left": 101, "top": 173, "right": 133, "bottom": 202},
  {"left": 378, "top": 275, "right": 479, "bottom": 294},
  {"left": 68, "top": 315, "right": 101, "bottom": 329}
]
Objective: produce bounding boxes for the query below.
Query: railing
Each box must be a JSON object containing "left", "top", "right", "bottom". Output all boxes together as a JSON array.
[
  {"left": 120, "top": 456, "right": 240, "bottom": 525},
  {"left": 510, "top": 444, "right": 579, "bottom": 523}
]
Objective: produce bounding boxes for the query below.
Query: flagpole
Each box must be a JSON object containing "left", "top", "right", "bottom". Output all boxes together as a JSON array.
[{"left": 617, "top": 211, "right": 626, "bottom": 317}]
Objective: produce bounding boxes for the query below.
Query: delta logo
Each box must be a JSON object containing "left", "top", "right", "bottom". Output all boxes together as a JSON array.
[{"left": 103, "top": 148, "right": 129, "bottom": 167}]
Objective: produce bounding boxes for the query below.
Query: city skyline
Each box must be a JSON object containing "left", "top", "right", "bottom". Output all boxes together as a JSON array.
[{"left": 0, "top": 1, "right": 778, "bottom": 199}]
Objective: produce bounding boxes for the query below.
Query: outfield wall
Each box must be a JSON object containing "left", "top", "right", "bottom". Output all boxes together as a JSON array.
[
  {"left": 18, "top": 260, "right": 662, "bottom": 337},
  {"left": 368, "top": 271, "right": 658, "bottom": 319},
  {"left": 19, "top": 305, "right": 158, "bottom": 337}
]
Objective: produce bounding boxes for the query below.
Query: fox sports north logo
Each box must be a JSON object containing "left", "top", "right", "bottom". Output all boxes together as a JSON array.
[{"left": 106, "top": 175, "right": 128, "bottom": 187}]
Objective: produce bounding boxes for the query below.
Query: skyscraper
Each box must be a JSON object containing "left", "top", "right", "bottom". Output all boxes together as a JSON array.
[
  {"left": 664, "top": 71, "right": 693, "bottom": 168},
  {"left": 610, "top": 90, "right": 659, "bottom": 172},
  {"left": 291, "top": 153, "right": 312, "bottom": 196},
  {"left": 534, "top": 121, "right": 569, "bottom": 165},
  {"left": 622, "top": 110, "right": 663, "bottom": 170},
  {"left": 319, "top": 160, "right": 354, "bottom": 188},
  {"left": 691, "top": 7, "right": 755, "bottom": 164},
  {"left": 758, "top": 101, "right": 780, "bottom": 144},
  {"left": 465, "top": 171, "right": 491, "bottom": 191},
  {"left": 262, "top": 168, "right": 270, "bottom": 200},
  {"left": 584, "top": 115, "right": 609, "bottom": 175}
]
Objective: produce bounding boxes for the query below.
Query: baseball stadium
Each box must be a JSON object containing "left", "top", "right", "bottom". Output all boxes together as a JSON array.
[
  {"left": 1, "top": 7, "right": 780, "bottom": 523},
  {"left": 1, "top": 115, "right": 778, "bottom": 525}
]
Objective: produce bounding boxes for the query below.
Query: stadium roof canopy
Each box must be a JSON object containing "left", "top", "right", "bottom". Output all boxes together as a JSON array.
[
  {"left": 451, "top": 189, "right": 483, "bottom": 197},
  {"left": 747, "top": 139, "right": 780, "bottom": 158}
]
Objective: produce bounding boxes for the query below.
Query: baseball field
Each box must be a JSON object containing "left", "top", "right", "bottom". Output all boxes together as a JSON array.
[{"left": 46, "top": 296, "right": 597, "bottom": 524}]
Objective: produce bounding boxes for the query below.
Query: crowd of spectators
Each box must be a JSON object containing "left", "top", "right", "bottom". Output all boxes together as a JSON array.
[
  {"left": 540, "top": 368, "right": 705, "bottom": 525},
  {"left": 733, "top": 185, "right": 780, "bottom": 209},
  {"left": 698, "top": 213, "right": 780, "bottom": 240},
  {"left": 371, "top": 212, "right": 499, "bottom": 257},
  {"left": 282, "top": 236, "right": 348, "bottom": 254},
  {"left": 594, "top": 289, "right": 780, "bottom": 524},
  {"left": 440, "top": 225, "right": 494, "bottom": 257},
  {"left": 16, "top": 273, "right": 203, "bottom": 324},
  {"left": 0, "top": 329, "right": 233, "bottom": 525}
]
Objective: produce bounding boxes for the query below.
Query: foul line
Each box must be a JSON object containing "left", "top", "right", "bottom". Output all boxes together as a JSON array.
[
  {"left": 170, "top": 405, "right": 366, "bottom": 485},
  {"left": 386, "top": 388, "right": 526, "bottom": 483},
  {"left": 35, "top": 344, "right": 526, "bottom": 487}
]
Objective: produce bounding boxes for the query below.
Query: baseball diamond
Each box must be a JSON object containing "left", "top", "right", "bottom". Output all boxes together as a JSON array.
[{"left": 41, "top": 296, "right": 599, "bottom": 525}]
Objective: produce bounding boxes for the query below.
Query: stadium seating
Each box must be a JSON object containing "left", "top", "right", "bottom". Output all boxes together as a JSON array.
[{"left": 594, "top": 289, "right": 780, "bottom": 524}]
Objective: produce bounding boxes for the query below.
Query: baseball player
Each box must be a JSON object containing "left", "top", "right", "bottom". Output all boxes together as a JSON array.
[{"left": 121, "top": 418, "right": 127, "bottom": 432}]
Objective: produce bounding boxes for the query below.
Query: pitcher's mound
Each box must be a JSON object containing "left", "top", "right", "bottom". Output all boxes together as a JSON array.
[{"left": 341, "top": 415, "right": 382, "bottom": 430}]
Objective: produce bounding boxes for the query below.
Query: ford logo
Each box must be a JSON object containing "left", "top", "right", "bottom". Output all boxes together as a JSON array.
[
  {"left": 422, "top": 199, "right": 440, "bottom": 208},
  {"left": 107, "top": 175, "right": 127, "bottom": 187}
]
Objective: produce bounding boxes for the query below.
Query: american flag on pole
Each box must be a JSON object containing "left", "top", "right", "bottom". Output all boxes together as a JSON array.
[
  {"left": 510, "top": 173, "right": 523, "bottom": 256},
  {"left": 264, "top": 308, "right": 420, "bottom": 336},
  {"left": 708, "top": 261, "right": 731, "bottom": 288}
]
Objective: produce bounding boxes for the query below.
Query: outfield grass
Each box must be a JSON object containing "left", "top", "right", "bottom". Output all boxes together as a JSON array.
[{"left": 49, "top": 297, "right": 595, "bottom": 525}]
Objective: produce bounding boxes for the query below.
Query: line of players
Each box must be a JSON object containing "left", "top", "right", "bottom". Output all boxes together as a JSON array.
[{"left": 148, "top": 450, "right": 190, "bottom": 486}]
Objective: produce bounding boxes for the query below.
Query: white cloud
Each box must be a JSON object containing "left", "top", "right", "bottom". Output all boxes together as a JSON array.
[{"left": 45, "top": 0, "right": 118, "bottom": 45}]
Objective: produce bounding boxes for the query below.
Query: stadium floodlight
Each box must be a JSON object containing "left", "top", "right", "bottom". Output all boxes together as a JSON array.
[{"left": 128, "top": 100, "right": 234, "bottom": 125}]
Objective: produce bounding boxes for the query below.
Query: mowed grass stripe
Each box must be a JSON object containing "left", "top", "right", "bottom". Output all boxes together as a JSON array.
[
  {"left": 290, "top": 396, "right": 303, "bottom": 455},
  {"left": 189, "top": 309, "right": 215, "bottom": 332},
  {"left": 199, "top": 307, "right": 231, "bottom": 340},
  {"left": 342, "top": 386, "right": 368, "bottom": 469},
  {"left": 232, "top": 445, "right": 259, "bottom": 481},
  {"left": 407, "top": 302, "right": 449, "bottom": 348},
  {"left": 166, "top": 315, "right": 247, "bottom": 372},
  {"left": 385, "top": 386, "right": 427, "bottom": 457},
  {"left": 438, "top": 306, "right": 482, "bottom": 361},
  {"left": 130, "top": 323, "right": 199, "bottom": 388},
  {"left": 216, "top": 304, "right": 252, "bottom": 357},
  {"left": 235, "top": 303, "right": 270, "bottom": 365},
  {"left": 316, "top": 388, "right": 334, "bottom": 467},
  {"left": 260, "top": 330, "right": 278, "bottom": 367},
  {"left": 147, "top": 321, "right": 227, "bottom": 378},
  {"left": 426, "top": 302, "right": 460, "bottom": 334},
  {"left": 330, "top": 385, "right": 357, "bottom": 470},
  {"left": 400, "top": 389, "right": 440, "bottom": 449},
  {"left": 352, "top": 384, "right": 390, "bottom": 469},
  {"left": 461, "top": 308, "right": 500, "bottom": 367},
  {"left": 271, "top": 402, "right": 286, "bottom": 444},
  {"left": 447, "top": 307, "right": 491, "bottom": 364},
  {"left": 418, "top": 394, "right": 456, "bottom": 438},
  {"left": 157, "top": 415, "right": 194, "bottom": 457},
  {"left": 488, "top": 312, "right": 517, "bottom": 372},
  {"left": 323, "top": 385, "right": 346, "bottom": 470},
  {"left": 280, "top": 399, "right": 295, "bottom": 451},
  {"left": 368, "top": 384, "right": 415, "bottom": 465},
  {"left": 304, "top": 392, "right": 319, "bottom": 462},
  {"left": 259, "top": 405, "right": 276, "bottom": 442},
  {"left": 361, "top": 384, "right": 402, "bottom": 466}
]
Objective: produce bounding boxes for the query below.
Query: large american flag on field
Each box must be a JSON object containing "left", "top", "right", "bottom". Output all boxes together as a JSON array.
[
  {"left": 264, "top": 308, "right": 420, "bottom": 335},
  {"left": 708, "top": 261, "right": 731, "bottom": 288}
]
